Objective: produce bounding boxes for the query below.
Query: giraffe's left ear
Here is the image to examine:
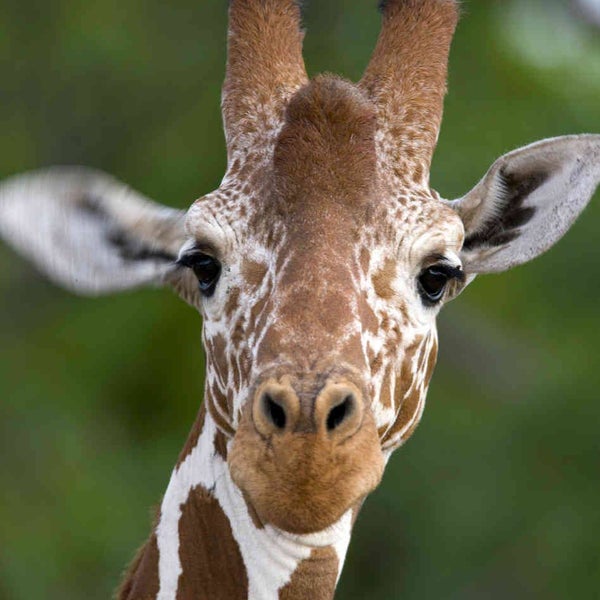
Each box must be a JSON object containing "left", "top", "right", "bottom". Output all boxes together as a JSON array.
[
  {"left": 448, "top": 135, "right": 600, "bottom": 274},
  {"left": 0, "top": 167, "right": 200, "bottom": 306}
]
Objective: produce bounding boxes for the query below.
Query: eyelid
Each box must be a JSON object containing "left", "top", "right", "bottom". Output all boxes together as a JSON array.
[
  {"left": 421, "top": 252, "right": 465, "bottom": 281},
  {"left": 177, "top": 239, "right": 220, "bottom": 266},
  {"left": 430, "top": 263, "right": 465, "bottom": 283}
]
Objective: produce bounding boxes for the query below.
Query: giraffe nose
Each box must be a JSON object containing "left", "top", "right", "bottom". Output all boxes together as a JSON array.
[{"left": 252, "top": 379, "right": 364, "bottom": 440}]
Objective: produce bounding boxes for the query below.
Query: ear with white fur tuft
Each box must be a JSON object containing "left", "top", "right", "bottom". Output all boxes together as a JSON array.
[
  {"left": 448, "top": 135, "right": 600, "bottom": 274},
  {"left": 0, "top": 167, "right": 197, "bottom": 301}
]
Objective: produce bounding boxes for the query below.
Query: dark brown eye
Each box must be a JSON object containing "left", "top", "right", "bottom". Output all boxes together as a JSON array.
[
  {"left": 178, "top": 252, "right": 221, "bottom": 297},
  {"left": 418, "top": 264, "right": 463, "bottom": 305}
]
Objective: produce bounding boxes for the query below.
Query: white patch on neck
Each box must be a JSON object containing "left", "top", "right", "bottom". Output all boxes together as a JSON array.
[{"left": 155, "top": 414, "right": 354, "bottom": 599}]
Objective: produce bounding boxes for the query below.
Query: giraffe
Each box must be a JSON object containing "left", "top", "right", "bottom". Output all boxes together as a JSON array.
[{"left": 0, "top": 1, "right": 599, "bottom": 598}]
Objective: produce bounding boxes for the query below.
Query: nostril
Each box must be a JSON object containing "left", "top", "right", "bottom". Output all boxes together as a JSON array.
[
  {"left": 317, "top": 383, "right": 364, "bottom": 440},
  {"left": 253, "top": 380, "right": 300, "bottom": 436},
  {"left": 262, "top": 393, "right": 287, "bottom": 430},
  {"left": 326, "top": 394, "right": 354, "bottom": 432}
]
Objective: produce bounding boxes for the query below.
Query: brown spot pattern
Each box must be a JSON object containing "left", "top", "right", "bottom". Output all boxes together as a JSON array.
[
  {"left": 117, "top": 507, "right": 162, "bottom": 600},
  {"left": 242, "top": 259, "right": 268, "bottom": 289},
  {"left": 206, "top": 386, "right": 236, "bottom": 438},
  {"left": 224, "top": 288, "right": 241, "bottom": 318},
  {"left": 214, "top": 428, "right": 229, "bottom": 461},
  {"left": 279, "top": 546, "right": 339, "bottom": 600},
  {"left": 378, "top": 363, "right": 394, "bottom": 409},
  {"left": 372, "top": 259, "right": 397, "bottom": 300},
  {"left": 176, "top": 404, "right": 206, "bottom": 469},
  {"left": 176, "top": 485, "right": 248, "bottom": 600},
  {"left": 382, "top": 334, "right": 438, "bottom": 447},
  {"left": 118, "top": 533, "right": 160, "bottom": 600}
]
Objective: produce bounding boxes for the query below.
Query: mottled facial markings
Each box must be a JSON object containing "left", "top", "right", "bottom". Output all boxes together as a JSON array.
[
  {"left": 146, "top": 50, "right": 468, "bottom": 597},
  {"left": 122, "top": 52, "right": 470, "bottom": 597},
  {"left": 178, "top": 81, "right": 468, "bottom": 544},
  {"left": 372, "top": 259, "right": 398, "bottom": 300}
]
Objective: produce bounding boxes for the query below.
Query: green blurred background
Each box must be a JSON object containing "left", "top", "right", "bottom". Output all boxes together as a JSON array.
[{"left": 1, "top": 1, "right": 599, "bottom": 598}]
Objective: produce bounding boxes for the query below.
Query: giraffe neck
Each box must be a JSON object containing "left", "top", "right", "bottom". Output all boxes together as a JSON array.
[{"left": 119, "top": 404, "right": 355, "bottom": 600}]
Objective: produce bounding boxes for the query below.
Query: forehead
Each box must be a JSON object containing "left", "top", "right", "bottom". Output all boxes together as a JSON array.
[
  {"left": 271, "top": 76, "right": 377, "bottom": 222},
  {"left": 186, "top": 76, "right": 464, "bottom": 255}
]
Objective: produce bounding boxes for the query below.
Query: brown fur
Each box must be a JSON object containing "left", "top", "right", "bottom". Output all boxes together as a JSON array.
[
  {"left": 274, "top": 75, "right": 377, "bottom": 218},
  {"left": 223, "top": 0, "right": 308, "bottom": 154},
  {"left": 251, "top": 78, "right": 380, "bottom": 372},
  {"left": 214, "top": 428, "right": 229, "bottom": 461},
  {"left": 393, "top": 339, "right": 440, "bottom": 444},
  {"left": 255, "top": 220, "right": 368, "bottom": 372},
  {"left": 176, "top": 485, "right": 248, "bottom": 600},
  {"left": 117, "top": 509, "right": 161, "bottom": 600},
  {"left": 248, "top": 286, "right": 270, "bottom": 334},
  {"left": 242, "top": 258, "right": 268, "bottom": 289},
  {"left": 176, "top": 404, "right": 206, "bottom": 469},
  {"left": 242, "top": 490, "right": 265, "bottom": 530},
  {"left": 279, "top": 547, "right": 339, "bottom": 600},
  {"left": 372, "top": 259, "right": 397, "bottom": 300},
  {"left": 378, "top": 363, "right": 395, "bottom": 410},
  {"left": 360, "top": 0, "right": 460, "bottom": 178},
  {"left": 206, "top": 384, "right": 236, "bottom": 438},
  {"left": 224, "top": 287, "right": 241, "bottom": 319},
  {"left": 206, "top": 334, "right": 228, "bottom": 385},
  {"left": 117, "top": 534, "right": 160, "bottom": 600},
  {"left": 223, "top": 80, "right": 389, "bottom": 539}
]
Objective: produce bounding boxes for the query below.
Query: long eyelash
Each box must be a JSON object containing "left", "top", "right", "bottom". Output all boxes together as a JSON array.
[
  {"left": 176, "top": 238, "right": 218, "bottom": 268},
  {"left": 176, "top": 249, "right": 212, "bottom": 269},
  {"left": 435, "top": 264, "right": 465, "bottom": 283},
  {"left": 425, "top": 253, "right": 465, "bottom": 283},
  {"left": 176, "top": 254, "right": 196, "bottom": 269}
]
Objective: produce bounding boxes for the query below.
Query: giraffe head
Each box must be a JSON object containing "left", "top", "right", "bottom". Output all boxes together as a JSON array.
[
  {"left": 178, "top": 1, "right": 464, "bottom": 534},
  {"left": 1, "top": 0, "right": 599, "bottom": 540},
  {"left": 171, "top": 0, "right": 600, "bottom": 535}
]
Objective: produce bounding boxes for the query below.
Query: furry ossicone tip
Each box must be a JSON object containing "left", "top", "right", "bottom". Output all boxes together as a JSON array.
[{"left": 378, "top": 0, "right": 461, "bottom": 14}]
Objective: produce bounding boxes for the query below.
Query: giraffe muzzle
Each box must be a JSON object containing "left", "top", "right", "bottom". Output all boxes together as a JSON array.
[{"left": 229, "top": 373, "right": 384, "bottom": 534}]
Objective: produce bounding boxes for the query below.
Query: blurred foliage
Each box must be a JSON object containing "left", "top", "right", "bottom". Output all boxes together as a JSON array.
[{"left": 0, "top": 1, "right": 599, "bottom": 598}]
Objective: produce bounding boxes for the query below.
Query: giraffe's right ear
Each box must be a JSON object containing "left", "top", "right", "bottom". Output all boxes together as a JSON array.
[
  {"left": 448, "top": 135, "right": 600, "bottom": 274},
  {"left": 0, "top": 167, "right": 199, "bottom": 305}
]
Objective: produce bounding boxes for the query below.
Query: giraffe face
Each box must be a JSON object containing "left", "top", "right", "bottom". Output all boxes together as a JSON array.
[
  {"left": 2, "top": 2, "right": 599, "bottom": 595},
  {"left": 181, "top": 77, "right": 466, "bottom": 534}
]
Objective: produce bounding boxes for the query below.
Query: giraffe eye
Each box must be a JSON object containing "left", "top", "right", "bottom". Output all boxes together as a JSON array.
[
  {"left": 178, "top": 252, "right": 221, "bottom": 297},
  {"left": 418, "top": 265, "right": 463, "bottom": 305}
]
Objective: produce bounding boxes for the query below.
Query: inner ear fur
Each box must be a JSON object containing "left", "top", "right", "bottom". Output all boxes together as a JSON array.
[{"left": 448, "top": 134, "right": 600, "bottom": 274}]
